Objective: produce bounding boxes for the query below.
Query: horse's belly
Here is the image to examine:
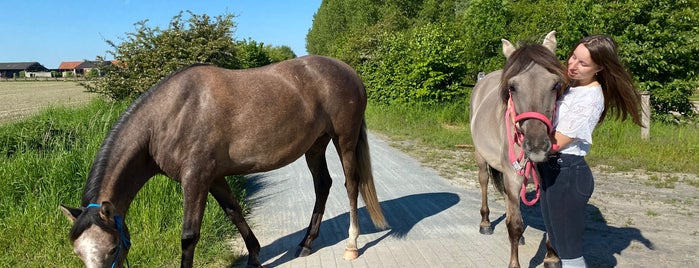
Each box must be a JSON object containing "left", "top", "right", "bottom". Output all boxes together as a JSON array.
[{"left": 223, "top": 121, "right": 325, "bottom": 174}]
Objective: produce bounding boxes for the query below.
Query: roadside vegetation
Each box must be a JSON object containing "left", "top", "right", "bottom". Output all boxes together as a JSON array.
[
  {"left": 309, "top": 0, "right": 699, "bottom": 122},
  {"left": 365, "top": 102, "right": 699, "bottom": 176},
  {"left": 0, "top": 98, "right": 247, "bottom": 266}
]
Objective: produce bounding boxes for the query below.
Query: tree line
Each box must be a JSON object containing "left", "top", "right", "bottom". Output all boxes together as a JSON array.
[
  {"left": 83, "top": 11, "right": 296, "bottom": 100},
  {"left": 306, "top": 0, "right": 699, "bottom": 121}
]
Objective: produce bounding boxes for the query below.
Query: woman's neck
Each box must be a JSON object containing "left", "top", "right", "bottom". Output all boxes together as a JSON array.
[{"left": 572, "top": 78, "right": 600, "bottom": 87}]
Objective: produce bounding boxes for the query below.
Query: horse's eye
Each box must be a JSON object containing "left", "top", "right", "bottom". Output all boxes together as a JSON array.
[
  {"left": 108, "top": 246, "right": 118, "bottom": 256},
  {"left": 508, "top": 85, "right": 516, "bottom": 92}
]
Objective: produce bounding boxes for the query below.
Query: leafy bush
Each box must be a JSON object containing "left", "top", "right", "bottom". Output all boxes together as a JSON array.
[
  {"left": 83, "top": 11, "right": 239, "bottom": 100},
  {"left": 603, "top": 0, "right": 699, "bottom": 120},
  {"left": 308, "top": 0, "right": 699, "bottom": 120},
  {"left": 236, "top": 39, "right": 297, "bottom": 69},
  {"left": 359, "top": 23, "right": 467, "bottom": 104}
]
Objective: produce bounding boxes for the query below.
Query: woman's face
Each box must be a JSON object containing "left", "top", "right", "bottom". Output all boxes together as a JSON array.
[{"left": 567, "top": 44, "right": 602, "bottom": 85}]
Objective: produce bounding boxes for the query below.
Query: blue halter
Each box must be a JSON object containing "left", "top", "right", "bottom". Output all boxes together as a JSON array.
[{"left": 86, "top": 203, "right": 131, "bottom": 268}]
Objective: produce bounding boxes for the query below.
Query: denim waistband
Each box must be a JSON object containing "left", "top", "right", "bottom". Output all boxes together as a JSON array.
[{"left": 547, "top": 153, "right": 586, "bottom": 166}]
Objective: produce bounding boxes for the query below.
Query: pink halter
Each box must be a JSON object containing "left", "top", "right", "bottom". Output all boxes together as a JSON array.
[{"left": 505, "top": 93, "right": 555, "bottom": 206}]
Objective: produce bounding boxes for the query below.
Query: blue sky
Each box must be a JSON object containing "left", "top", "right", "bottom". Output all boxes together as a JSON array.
[{"left": 1, "top": 0, "right": 322, "bottom": 69}]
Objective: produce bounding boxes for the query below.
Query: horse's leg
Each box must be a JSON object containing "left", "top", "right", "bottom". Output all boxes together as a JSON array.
[
  {"left": 475, "top": 151, "right": 493, "bottom": 235},
  {"left": 298, "top": 135, "right": 333, "bottom": 257},
  {"left": 333, "top": 135, "right": 362, "bottom": 260},
  {"left": 504, "top": 176, "right": 525, "bottom": 268},
  {"left": 209, "top": 177, "right": 261, "bottom": 267},
  {"left": 543, "top": 235, "right": 562, "bottom": 268},
  {"left": 180, "top": 175, "right": 211, "bottom": 268}
]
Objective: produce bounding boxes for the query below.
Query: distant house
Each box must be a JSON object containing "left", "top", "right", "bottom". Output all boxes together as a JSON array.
[
  {"left": 0, "top": 62, "right": 50, "bottom": 78},
  {"left": 58, "top": 60, "right": 114, "bottom": 77},
  {"left": 57, "top": 61, "right": 82, "bottom": 77}
]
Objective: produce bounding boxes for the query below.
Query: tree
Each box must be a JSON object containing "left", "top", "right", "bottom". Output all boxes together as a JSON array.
[
  {"left": 83, "top": 11, "right": 239, "bottom": 100},
  {"left": 266, "top": 45, "right": 296, "bottom": 63},
  {"left": 598, "top": 0, "right": 699, "bottom": 119},
  {"left": 306, "top": 0, "right": 699, "bottom": 120},
  {"left": 359, "top": 23, "right": 467, "bottom": 104},
  {"left": 456, "top": 0, "right": 509, "bottom": 85},
  {"left": 236, "top": 39, "right": 297, "bottom": 69}
]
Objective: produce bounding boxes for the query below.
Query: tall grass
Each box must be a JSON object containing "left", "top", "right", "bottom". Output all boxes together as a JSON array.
[
  {"left": 589, "top": 119, "right": 699, "bottom": 173},
  {"left": 365, "top": 99, "right": 471, "bottom": 148},
  {"left": 365, "top": 101, "right": 699, "bottom": 175},
  {"left": 0, "top": 99, "right": 243, "bottom": 267}
]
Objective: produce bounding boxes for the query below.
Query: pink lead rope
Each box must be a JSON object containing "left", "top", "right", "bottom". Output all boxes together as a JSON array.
[{"left": 505, "top": 94, "right": 555, "bottom": 206}]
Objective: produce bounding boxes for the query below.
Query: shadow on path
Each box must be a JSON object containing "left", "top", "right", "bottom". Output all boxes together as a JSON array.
[
  {"left": 234, "top": 173, "right": 460, "bottom": 267},
  {"left": 486, "top": 192, "right": 655, "bottom": 268}
]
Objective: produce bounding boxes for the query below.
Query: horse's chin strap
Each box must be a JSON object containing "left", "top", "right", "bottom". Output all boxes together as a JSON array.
[
  {"left": 505, "top": 94, "right": 555, "bottom": 206},
  {"left": 87, "top": 203, "right": 131, "bottom": 268}
]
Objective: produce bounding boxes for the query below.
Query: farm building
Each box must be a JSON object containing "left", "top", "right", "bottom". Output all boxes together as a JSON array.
[
  {"left": 0, "top": 62, "right": 51, "bottom": 78},
  {"left": 58, "top": 60, "right": 114, "bottom": 77}
]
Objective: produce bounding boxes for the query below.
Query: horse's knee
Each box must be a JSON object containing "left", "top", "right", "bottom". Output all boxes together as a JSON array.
[{"left": 181, "top": 232, "right": 200, "bottom": 251}]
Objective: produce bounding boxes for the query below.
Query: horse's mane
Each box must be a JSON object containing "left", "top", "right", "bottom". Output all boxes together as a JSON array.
[
  {"left": 80, "top": 64, "right": 210, "bottom": 205},
  {"left": 499, "top": 43, "right": 568, "bottom": 103}
]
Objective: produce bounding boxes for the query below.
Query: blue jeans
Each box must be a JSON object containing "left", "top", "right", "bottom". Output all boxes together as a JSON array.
[{"left": 537, "top": 154, "right": 594, "bottom": 259}]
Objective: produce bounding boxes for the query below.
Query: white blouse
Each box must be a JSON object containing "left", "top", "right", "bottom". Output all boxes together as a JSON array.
[{"left": 554, "top": 85, "right": 605, "bottom": 156}]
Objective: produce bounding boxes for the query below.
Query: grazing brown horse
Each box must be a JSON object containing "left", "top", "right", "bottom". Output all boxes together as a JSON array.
[
  {"left": 59, "top": 55, "right": 388, "bottom": 268},
  {"left": 470, "top": 31, "right": 567, "bottom": 268}
]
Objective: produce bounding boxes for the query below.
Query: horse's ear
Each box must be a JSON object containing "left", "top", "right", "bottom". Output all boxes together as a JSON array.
[
  {"left": 60, "top": 204, "right": 82, "bottom": 223},
  {"left": 542, "top": 31, "right": 557, "bottom": 53},
  {"left": 502, "top": 39, "right": 516, "bottom": 59},
  {"left": 98, "top": 201, "right": 116, "bottom": 222}
]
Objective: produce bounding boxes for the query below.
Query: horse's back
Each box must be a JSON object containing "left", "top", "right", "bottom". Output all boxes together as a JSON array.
[
  {"left": 469, "top": 70, "right": 507, "bottom": 168},
  {"left": 143, "top": 56, "right": 367, "bottom": 176}
]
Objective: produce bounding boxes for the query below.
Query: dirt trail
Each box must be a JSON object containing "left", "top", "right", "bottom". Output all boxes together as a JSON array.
[{"left": 383, "top": 136, "right": 699, "bottom": 267}]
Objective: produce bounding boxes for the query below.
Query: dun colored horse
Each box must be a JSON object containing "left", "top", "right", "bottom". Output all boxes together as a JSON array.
[
  {"left": 60, "top": 55, "right": 388, "bottom": 268},
  {"left": 470, "top": 31, "right": 567, "bottom": 268}
]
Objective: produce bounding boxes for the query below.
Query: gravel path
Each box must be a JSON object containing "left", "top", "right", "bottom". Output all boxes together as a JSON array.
[{"left": 231, "top": 133, "right": 689, "bottom": 267}]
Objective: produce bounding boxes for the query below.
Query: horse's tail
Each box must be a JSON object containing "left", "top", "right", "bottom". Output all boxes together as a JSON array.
[
  {"left": 489, "top": 165, "right": 506, "bottom": 194},
  {"left": 357, "top": 120, "right": 389, "bottom": 229}
]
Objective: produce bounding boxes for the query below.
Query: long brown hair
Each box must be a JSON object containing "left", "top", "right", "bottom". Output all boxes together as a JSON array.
[{"left": 568, "top": 35, "right": 643, "bottom": 126}]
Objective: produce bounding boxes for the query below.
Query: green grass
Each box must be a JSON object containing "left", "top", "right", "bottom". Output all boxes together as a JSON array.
[
  {"left": 588, "top": 119, "right": 699, "bottom": 174},
  {"left": 3, "top": 95, "right": 697, "bottom": 266},
  {"left": 365, "top": 100, "right": 471, "bottom": 149},
  {"left": 0, "top": 99, "right": 244, "bottom": 267},
  {"left": 366, "top": 101, "right": 699, "bottom": 176}
]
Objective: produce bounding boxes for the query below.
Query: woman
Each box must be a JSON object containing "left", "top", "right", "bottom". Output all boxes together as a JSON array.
[{"left": 540, "top": 35, "right": 644, "bottom": 267}]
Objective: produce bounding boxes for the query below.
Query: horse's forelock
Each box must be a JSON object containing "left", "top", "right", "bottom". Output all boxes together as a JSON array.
[
  {"left": 500, "top": 44, "right": 567, "bottom": 102},
  {"left": 68, "top": 209, "right": 116, "bottom": 242}
]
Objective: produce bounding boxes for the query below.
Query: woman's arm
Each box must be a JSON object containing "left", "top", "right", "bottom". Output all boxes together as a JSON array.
[{"left": 551, "top": 131, "right": 574, "bottom": 152}]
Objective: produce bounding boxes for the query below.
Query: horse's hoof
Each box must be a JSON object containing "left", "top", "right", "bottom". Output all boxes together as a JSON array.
[
  {"left": 479, "top": 226, "right": 493, "bottom": 235},
  {"left": 543, "top": 259, "right": 562, "bottom": 268},
  {"left": 343, "top": 248, "right": 359, "bottom": 260},
  {"left": 519, "top": 236, "right": 525, "bottom": 245},
  {"left": 297, "top": 246, "right": 312, "bottom": 257}
]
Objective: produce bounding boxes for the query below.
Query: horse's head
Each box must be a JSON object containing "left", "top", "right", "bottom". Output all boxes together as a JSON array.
[
  {"left": 500, "top": 31, "right": 567, "bottom": 162},
  {"left": 60, "top": 202, "right": 130, "bottom": 268}
]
